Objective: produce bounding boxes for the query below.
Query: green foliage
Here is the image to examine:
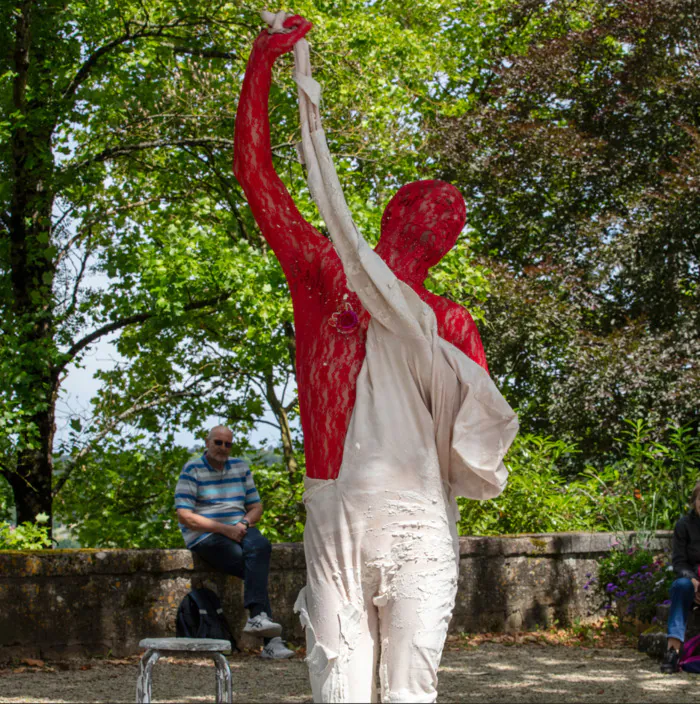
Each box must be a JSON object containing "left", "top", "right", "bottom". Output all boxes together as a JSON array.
[
  {"left": 457, "top": 434, "right": 598, "bottom": 536},
  {"left": 3, "top": 0, "right": 696, "bottom": 546},
  {"left": 590, "top": 543, "right": 675, "bottom": 624},
  {"left": 458, "top": 419, "right": 700, "bottom": 537},
  {"left": 54, "top": 444, "right": 191, "bottom": 548},
  {"left": 2, "top": 0, "right": 504, "bottom": 527},
  {"left": 0, "top": 513, "right": 52, "bottom": 550},
  {"left": 581, "top": 420, "right": 700, "bottom": 534},
  {"left": 54, "top": 438, "right": 307, "bottom": 547},
  {"left": 0, "top": 475, "right": 13, "bottom": 523},
  {"left": 33, "top": 418, "right": 697, "bottom": 546},
  {"left": 250, "top": 451, "right": 306, "bottom": 544},
  {"left": 432, "top": 0, "right": 700, "bottom": 465}
]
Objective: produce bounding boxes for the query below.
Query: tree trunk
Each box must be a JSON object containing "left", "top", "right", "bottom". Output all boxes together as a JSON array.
[
  {"left": 264, "top": 372, "right": 300, "bottom": 482},
  {"left": 9, "top": 434, "right": 54, "bottom": 528},
  {"left": 6, "top": 0, "right": 59, "bottom": 535}
]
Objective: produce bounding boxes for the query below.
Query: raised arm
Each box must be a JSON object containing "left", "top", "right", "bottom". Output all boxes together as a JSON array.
[{"left": 233, "top": 16, "right": 326, "bottom": 274}]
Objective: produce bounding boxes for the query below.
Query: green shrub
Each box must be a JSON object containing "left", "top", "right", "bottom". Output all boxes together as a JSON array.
[
  {"left": 580, "top": 419, "right": 700, "bottom": 534},
  {"left": 251, "top": 454, "right": 305, "bottom": 544},
  {"left": 457, "top": 434, "right": 599, "bottom": 535},
  {"left": 18, "top": 418, "right": 697, "bottom": 546},
  {"left": 55, "top": 444, "right": 190, "bottom": 548},
  {"left": 458, "top": 420, "right": 699, "bottom": 537},
  {"left": 0, "top": 513, "right": 52, "bottom": 550}
]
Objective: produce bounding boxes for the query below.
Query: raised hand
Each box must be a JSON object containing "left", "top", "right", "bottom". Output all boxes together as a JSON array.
[{"left": 254, "top": 13, "right": 312, "bottom": 60}]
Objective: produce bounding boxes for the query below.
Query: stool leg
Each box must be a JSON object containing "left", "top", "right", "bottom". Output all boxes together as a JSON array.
[
  {"left": 212, "top": 652, "right": 233, "bottom": 704},
  {"left": 136, "top": 649, "right": 161, "bottom": 703}
]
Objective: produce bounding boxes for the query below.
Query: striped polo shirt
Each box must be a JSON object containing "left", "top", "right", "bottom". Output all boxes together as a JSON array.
[{"left": 174, "top": 454, "right": 261, "bottom": 549}]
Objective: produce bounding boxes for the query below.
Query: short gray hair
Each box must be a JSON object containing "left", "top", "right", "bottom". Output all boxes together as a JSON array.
[{"left": 207, "top": 425, "right": 233, "bottom": 441}]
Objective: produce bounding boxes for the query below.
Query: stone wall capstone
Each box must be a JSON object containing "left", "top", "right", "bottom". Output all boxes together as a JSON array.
[{"left": 0, "top": 531, "right": 672, "bottom": 662}]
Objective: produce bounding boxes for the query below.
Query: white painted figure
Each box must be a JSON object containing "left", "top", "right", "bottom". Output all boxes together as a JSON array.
[{"left": 243, "top": 12, "right": 520, "bottom": 702}]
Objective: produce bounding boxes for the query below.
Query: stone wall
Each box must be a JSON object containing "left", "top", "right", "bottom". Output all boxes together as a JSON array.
[{"left": 0, "top": 532, "right": 672, "bottom": 662}]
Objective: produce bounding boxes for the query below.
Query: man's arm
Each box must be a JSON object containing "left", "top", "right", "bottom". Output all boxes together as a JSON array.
[
  {"left": 233, "top": 16, "right": 327, "bottom": 275},
  {"left": 243, "top": 502, "right": 263, "bottom": 526},
  {"left": 177, "top": 508, "right": 240, "bottom": 539},
  {"left": 176, "top": 506, "right": 262, "bottom": 543}
]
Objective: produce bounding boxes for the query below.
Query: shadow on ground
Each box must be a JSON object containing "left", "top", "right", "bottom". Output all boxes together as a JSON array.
[{"left": 1, "top": 643, "right": 698, "bottom": 702}]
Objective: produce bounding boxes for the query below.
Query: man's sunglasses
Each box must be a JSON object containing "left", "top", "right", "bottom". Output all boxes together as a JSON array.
[{"left": 213, "top": 440, "right": 233, "bottom": 448}]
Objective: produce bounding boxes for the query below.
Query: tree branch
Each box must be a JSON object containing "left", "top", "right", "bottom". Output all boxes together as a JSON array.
[
  {"left": 165, "top": 43, "right": 238, "bottom": 59},
  {"left": 283, "top": 396, "right": 299, "bottom": 414},
  {"left": 264, "top": 370, "right": 300, "bottom": 480},
  {"left": 71, "top": 137, "right": 235, "bottom": 170},
  {"left": 61, "top": 32, "right": 136, "bottom": 102},
  {"left": 52, "top": 388, "right": 197, "bottom": 497},
  {"left": 61, "top": 242, "right": 92, "bottom": 322},
  {"left": 60, "top": 19, "right": 223, "bottom": 104},
  {"left": 56, "top": 290, "right": 232, "bottom": 377},
  {"left": 283, "top": 320, "right": 297, "bottom": 379}
]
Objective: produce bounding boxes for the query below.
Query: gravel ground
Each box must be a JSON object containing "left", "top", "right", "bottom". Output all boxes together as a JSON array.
[{"left": 1, "top": 643, "right": 698, "bottom": 703}]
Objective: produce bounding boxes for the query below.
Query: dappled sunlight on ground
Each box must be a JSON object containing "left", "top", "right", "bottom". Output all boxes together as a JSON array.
[{"left": 1, "top": 642, "right": 699, "bottom": 703}]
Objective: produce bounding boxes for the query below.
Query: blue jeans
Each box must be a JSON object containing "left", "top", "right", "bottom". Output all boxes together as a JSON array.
[
  {"left": 667, "top": 578, "right": 696, "bottom": 641},
  {"left": 192, "top": 527, "right": 273, "bottom": 618}
]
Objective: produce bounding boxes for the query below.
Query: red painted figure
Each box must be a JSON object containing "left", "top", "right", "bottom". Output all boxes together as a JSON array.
[{"left": 233, "top": 16, "right": 488, "bottom": 481}]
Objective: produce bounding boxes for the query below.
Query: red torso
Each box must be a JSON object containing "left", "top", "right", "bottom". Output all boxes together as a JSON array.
[
  {"left": 233, "top": 37, "right": 488, "bottom": 480},
  {"left": 284, "top": 240, "right": 488, "bottom": 480}
]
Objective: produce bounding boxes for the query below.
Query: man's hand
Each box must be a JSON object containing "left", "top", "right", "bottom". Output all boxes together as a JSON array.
[
  {"left": 254, "top": 14, "right": 312, "bottom": 60},
  {"left": 221, "top": 522, "right": 248, "bottom": 543},
  {"left": 693, "top": 578, "right": 700, "bottom": 604}
]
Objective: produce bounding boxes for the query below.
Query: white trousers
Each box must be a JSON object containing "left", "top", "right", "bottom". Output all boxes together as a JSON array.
[{"left": 296, "top": 477, "right": 459, "bottom": 703}]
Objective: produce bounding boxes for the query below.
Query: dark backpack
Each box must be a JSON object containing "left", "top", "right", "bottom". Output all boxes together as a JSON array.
[
  {"left": 680, "top": 632, "right": 700, "bottom": 673},
  {"left": 175, "top": 588, "right": 238, "bottom": 651}
]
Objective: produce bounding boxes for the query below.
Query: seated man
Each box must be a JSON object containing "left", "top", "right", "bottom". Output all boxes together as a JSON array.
[{"left": 175, "top": 425, "right": 294, "bottom": 659}]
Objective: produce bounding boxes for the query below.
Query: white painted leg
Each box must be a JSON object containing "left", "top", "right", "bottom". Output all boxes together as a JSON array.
[
  {"left": 212, "top": 652, "right": 232, "bottom": 703},
  {"left": 135, "top": 649, "right": 160, "bottom": 703}
]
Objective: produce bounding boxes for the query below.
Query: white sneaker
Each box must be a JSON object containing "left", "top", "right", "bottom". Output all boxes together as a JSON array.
[
  {"left": 261, "top": 636, "right": 295, "bottom": 659},
  {"left": 243, "top": 612, "right": 282, "bottom": 638}
]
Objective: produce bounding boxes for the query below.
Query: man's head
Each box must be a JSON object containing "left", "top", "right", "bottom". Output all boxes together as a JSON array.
[
  {"left": 374, "top": 180, "right": 467, "bottom": 283},
  {"left": 205, "top": 425, "right": 234, "bottom": 466}
]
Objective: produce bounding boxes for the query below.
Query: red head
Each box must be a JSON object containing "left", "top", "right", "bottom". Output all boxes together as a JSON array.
[{"left": 374, "top": 180, "right": 467, "bottom": 285}]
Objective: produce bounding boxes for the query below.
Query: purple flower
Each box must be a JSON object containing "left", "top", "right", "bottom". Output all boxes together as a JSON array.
[
  {"left": 606, "top": 583, "right": 616, "bottom": 593},
  {"left": 619, "top": 570, "right": 628, "bottom": 577},
  {"left": 617, "top": 590, "right": 628, "bottom": 598},
  {"left": 627, "top": 580, "right": 635, "bottom": 585},
  {"left": 583, "top": 585, "right": 589, "bottom": 591}
]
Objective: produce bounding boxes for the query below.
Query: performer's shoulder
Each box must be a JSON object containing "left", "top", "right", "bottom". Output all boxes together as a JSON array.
[
  {"left": 426, "top": 293, "right": 489, "bottom": 370},
  {"left": 422, "top": 291, "right": 478, "bottom": 328}
]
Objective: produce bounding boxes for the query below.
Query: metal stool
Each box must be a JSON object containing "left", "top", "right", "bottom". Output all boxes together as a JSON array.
[{"left": 136, "top": 637, "right": 232, "bottom": 703}]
